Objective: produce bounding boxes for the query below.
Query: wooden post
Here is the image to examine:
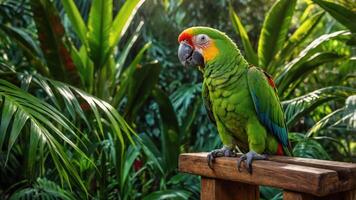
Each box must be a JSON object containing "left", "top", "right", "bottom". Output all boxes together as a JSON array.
[
  {"left": 284, "top": 191, "right": 314, "bottom": 200},
  {"left": 179, "top": 153, "right": 356, "bottom": 200},
  {"left": 201, "top": 177, "right": 259, "bottom": 200}
]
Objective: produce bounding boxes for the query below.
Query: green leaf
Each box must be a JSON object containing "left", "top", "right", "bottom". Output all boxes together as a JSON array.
[
  {"left": 275, "top": 30, "right": 351, "bottom": 93},
  {"left": 313, "top": 0, "right": 356, "bottom": 33},
  {"left": 7, "top": 108, "right": 29, "bottom": 159},
  {"left": 258, "top": 0, "right": 297, "bottom": 68},
  {"left": 124, "top": 61, "right": 161, "bottom": 123},
  {"left": 115, "top": 21, "right": 144, "bottom": 77},
  {"left": 0, "top": 80, "right": 89, "bottom": 193},
  {"left": 112, "top": 42, "right": 152, "bottom": 106},
  {"left": 110, "top": 0, "right": 145, "bottom": 47},
  {"left": 87, "top": 0, "right": 112, "bottom": 69},
  {"left": 0, "top": 98, "right": 16, "bottom": 150},
  {"left": 307, "top": 97, "right": 356, "bottom": 137},
  {"left": 61, "top": 0, "right": 88, "bottom": 46},
  {"left": 277, "top": 52, "right": 346, "bottom": 96},
  {"left": 27, "top": 122, "right": 41, "bottom": 181},
  {"left": 33, "top": 75, "right": 136, "bottom": 149},
  {"left": 282, "top": 86, "right": 356, "bottom": 127},
  {"left": 293, "top": 139, "right": 331, "bottom": 160},
  {"left": 139, "top": 133, "right": 165, "bottom": 174},
  {"left": 270, "top": 12, "right": 325, "bottom": 70},
  {"left": 120, "top": 145, "right": 140, "bottom": 191},
  {"left": 293, "top": 137, "right": 331, "bottom": 160},
  {"left": 9, "top": 178, "right": 77, "bottom": 200},
  {"left": 260, "top": 186, "right": 283, "bottom": 200},
  {"left": 229, "top": 4, "right": 258, "bottom": 66},
  {"left": 152, "top": 87, "right": 180, "bottom": 172},
  {"left": 0, "top": 25, "right": 49, "bottom": 75},
  {"left": 143, "top": 189, "right": 191, "bottom": 200}
]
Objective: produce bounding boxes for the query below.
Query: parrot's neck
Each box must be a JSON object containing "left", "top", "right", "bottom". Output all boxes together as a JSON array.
[{"left": 203, "top": 48, "right": 249, "bottom": 80}]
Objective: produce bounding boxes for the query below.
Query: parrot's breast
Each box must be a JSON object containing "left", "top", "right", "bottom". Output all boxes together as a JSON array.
[{"left": 208, "top": 72, "right": 254, "bottom": 150}]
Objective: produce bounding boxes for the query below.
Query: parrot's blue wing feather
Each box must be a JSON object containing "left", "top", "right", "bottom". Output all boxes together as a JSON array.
[{"left": 247, "top": 67, "right": 289, "bottom": 147}]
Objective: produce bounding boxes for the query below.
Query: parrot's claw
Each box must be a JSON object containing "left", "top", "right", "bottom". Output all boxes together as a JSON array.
[
  {"left": 207, "top": 146, "right": 236, "bottom": 169},
  {"left": 237, "top": 151, "right": 268, "bottom": 174}
]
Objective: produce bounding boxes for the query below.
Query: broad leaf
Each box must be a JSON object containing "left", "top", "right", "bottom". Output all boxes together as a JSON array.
[
  {"left": 110, "top": 0, "right": 145, "bottom": 47},
  {"left": 152, "top": 87, "right": 180, "bottom": 172},
  {"left": 270, "top": 12, "right": 324, "bottom": 70},
  {"left": 313, "top": 0, "right": 356, "bottom": 33},
  {"left": 112, "top": 42, "right": 152, "bottom": 106},
  {"left": 61, "top": 0, "right": 88, "bottom": 46},
  {"left": 115, "top": 21, "right": 144, "bottom": 77},
  {"left": 278, "top": 52, "right": 346, "bottom": 96},
  {"left": 258, "top": 0, "right": 297, "bottom": 68},
  {"left": 229, "top": 4, "right": 258, "bottom": 65},
  {"left": 124, "top": 61, "right": 161, "bottom": 123},
  {"left": 87, "top": 0, "right": 112, "bottom": 69}
]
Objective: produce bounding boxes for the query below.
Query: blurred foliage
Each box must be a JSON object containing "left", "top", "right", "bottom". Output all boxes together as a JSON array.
[{"left": 0, "top": 0, "right": 355, "bottom": 199}]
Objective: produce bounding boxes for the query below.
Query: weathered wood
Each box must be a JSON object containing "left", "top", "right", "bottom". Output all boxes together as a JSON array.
[
  {"left": 179, "top": 153, "right": 356, "bottom": 196},
  {"left": 201, "top": 177, "right": 259, "bottom": 200},
  {"left": 269, "top": 155, "right": 356, "bottom": 191},
  {"left": 283, "top": 190, "right": 356, "bottom": 200},
  {"left": 284, "top": 191, "right": 313, "bottom": 200}
]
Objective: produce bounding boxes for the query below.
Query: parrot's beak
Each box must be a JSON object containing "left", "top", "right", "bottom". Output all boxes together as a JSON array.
[{"left": 178, "top": 42, "right": 204, "bottom": 68}]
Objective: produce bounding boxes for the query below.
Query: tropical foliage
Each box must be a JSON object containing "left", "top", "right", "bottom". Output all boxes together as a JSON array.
[{"left": 0, "top": 0, "right": 355, "bottom": 199}]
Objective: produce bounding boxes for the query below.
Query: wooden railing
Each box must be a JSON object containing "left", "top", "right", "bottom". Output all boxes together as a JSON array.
[{"left": 179, "top": 153, "right": 356, "bottom": 200}]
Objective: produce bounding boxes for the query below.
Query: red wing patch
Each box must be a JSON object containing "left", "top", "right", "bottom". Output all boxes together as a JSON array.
[
  {"left": 267, "top": 77, "right": 276, "bottom": 88},
  {"left": 263, "top": 71, "right": 276, "bottom": 88},
  {"left": 276, "top": 143, "right": 284, "bottom": 156}
]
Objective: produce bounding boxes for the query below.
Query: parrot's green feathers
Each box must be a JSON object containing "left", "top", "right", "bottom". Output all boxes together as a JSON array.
[
  {"left": 179, "top": 26, "right": 292, "bottom": 156},
  {"left": 247, "top": 67, "right": 292, "bottom": 155}
]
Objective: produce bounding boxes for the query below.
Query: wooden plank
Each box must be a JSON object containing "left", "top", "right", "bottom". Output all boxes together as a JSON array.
[
  {"left": 179, "top": 153, "right": 341, "bottom": 196},
  {"left": 284, "top": 189, "right": 356, "bottom": 200},
  {"left": 268, "top": 155, "right": 356, "bottom": 191},
  {"left": 201, "top": 177, "right": 259, "bottom": 200}
]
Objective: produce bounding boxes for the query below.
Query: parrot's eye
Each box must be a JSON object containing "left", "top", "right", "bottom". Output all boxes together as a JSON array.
[{"left": 196, "top": 34, "right": 209, "bottom": 45}]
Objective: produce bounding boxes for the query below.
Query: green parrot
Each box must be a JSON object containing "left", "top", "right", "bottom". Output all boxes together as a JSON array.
[{"left": 177, "top": 27, "right": 292, "bottom": 173}]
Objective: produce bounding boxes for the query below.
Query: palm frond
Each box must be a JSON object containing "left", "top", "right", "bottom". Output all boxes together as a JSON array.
[
  {"left": 9, "top": 178, "right": 76, "bottom": 200},
  {"left": 32, "top": 74, "right": 136, "bottom": 147},
  {"left": 307, "top": 95, "right": 356, "bottom": 137},
  {"left": 282, "top": 86, "right": 356, "bottom": 127},
  {"left": 0, "top": 79, "right": 88, "bottom": 192}
]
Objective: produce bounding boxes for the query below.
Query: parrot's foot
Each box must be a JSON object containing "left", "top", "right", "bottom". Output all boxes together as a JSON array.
[
  {"left": 237, "top": 151, "right": 267, "bottom": 174},
  {"left": 207, "top": 146, "right": 236, "bottom": 169}
]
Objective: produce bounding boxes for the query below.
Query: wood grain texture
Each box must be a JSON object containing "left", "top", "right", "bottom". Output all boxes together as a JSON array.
[
  {"left": 201, "top": 177, "right": 259, "bottom": 200},
  {"left": 179, "top": 153, "right": 356, "bottom": 196},
  {"left": 284, "top": 191, "right": 313, "bottom": 200},
  {"left": 284, "top": 190, "right": 356, "bottom": 200},
  {"left": 269, "top": 155, "right": 356, "bottom": 191}
]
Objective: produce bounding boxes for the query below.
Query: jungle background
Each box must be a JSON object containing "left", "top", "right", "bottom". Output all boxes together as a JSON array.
[{"left": 0, "top": 0, "right": 355, "bottom": 199}]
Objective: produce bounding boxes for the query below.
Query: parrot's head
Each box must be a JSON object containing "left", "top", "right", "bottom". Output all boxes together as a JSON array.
[{"left": 178, "top": 26, "right": 238, "bottom": 71}]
